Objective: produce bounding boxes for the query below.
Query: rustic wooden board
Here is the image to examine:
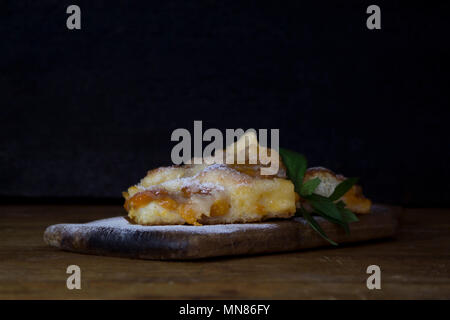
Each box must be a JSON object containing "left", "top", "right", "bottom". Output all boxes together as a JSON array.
[{"left": 43, "top": 204, "right": 400, "bottom": 260}]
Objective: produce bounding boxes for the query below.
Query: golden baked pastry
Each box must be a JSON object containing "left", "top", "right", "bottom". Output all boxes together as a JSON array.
[{"left": 123, "top": 132, "right": 296, "bottom": 225}]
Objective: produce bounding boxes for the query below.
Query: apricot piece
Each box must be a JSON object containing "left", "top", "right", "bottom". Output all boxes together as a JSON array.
[{"left": 210, "top": 199, "right": 230, "bottom": 217}]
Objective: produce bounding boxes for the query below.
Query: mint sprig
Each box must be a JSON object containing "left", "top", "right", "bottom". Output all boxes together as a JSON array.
[
  {"left": 279, "top": 148, "right": 307, "bottom": 195},
  {"left": 329, "top": 177, "right": 359, "bottom": 201},
  {"left": 279, "top": 148, "right": 359, "bottom": 245},
  {"left": 300, "top": 207, "right": 338, "bottom": 246},
  {"left": 299, "top": 178, "right": 321, "bottom": 196}
]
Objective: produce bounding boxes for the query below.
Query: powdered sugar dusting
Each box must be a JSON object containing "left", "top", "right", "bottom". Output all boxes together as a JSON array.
[
  {"left": 180, "top": 179, "right": 225, "bottom": 192},
  {"left": 201, "top": 163, "right": 229, "bottom": 172},
  {"left": 82, "top": 216, "right": 279, "bottom": 234}
]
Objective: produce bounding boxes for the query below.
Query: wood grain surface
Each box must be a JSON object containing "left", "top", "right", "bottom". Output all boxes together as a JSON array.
[
  {"left": 43, "top": 204, "right": 399, "bottom": 260},
  {"left": 1, "top": 205, "right": 449, "bottom": 299}
]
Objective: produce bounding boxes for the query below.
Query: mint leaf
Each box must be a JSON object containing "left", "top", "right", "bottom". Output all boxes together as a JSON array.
[
  {"left": 313, "top": 210, "right": 350, "bottom": 234},
  {"left": 279, "top": 148, "right": 307, "bottom": 195},
  {"left": 339, "top": 207, "right": 359, "bottom": 223},
  {"left": 308, "top": 197, "right": 350, "bottom": 234},
  {"left": 300, "top": 177, "right": 321, "bottom": 197},
  {"left": 308, "top": 197, "right": 343, "bottom": 221},
  {"left": 329, "top": 177, "right": 359, "bottom": 201},
  {"left": 335, "top": 200, "right": 346, "bottom": 208},
  {"left": 300, "top": 208, "right": 338, "bottom": 246}
]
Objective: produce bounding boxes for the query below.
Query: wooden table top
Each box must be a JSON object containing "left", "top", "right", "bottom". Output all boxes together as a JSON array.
[{"left": 1, "top": 205, "right": 449, "bottom": 299}]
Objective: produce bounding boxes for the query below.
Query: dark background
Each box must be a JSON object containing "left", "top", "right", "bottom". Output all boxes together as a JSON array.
[{"left": 0, "top": 1, "right": 448, "bottom": 207}]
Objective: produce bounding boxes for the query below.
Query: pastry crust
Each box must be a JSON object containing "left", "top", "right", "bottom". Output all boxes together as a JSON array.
[
  {"left": 123, "top": 163, "right": 296, "bottom": 225},
  {"left": 123, "top": 132, "right": 296, "bottom": 225}
]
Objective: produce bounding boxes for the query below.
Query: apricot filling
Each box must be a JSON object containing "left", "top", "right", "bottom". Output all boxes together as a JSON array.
[
  {"left": 210, "top": 199, "right": 230, "bottom": 217},
  {"left": 124, "top": 189, "right": 169, "bottom": 211},
  {"left": 178, "top": 204, "right": 200, "bottom": 225},
  {"left": 125, "top": 188, "right": 232, "bottom": 225}
]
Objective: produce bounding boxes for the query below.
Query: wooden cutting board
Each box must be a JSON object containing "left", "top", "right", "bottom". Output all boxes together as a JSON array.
[{"left": 44, "top": 204, "right": 400, "bottom": 260}]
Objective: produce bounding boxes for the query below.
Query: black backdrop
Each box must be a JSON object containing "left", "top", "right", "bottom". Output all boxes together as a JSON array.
[{"left": 0, "top": 1, "right": 449, "bottom": 206}]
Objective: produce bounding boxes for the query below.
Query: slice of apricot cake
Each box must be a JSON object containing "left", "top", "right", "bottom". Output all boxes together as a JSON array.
[
  {"left": 123, "top": 162, "right": 296, "bottom": 225},
  {"left": 123, "top": 132, "right": 297, "bottom": 225},
  {"left": 123, "top": 132, "right": 371, "bottom": 225}
]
